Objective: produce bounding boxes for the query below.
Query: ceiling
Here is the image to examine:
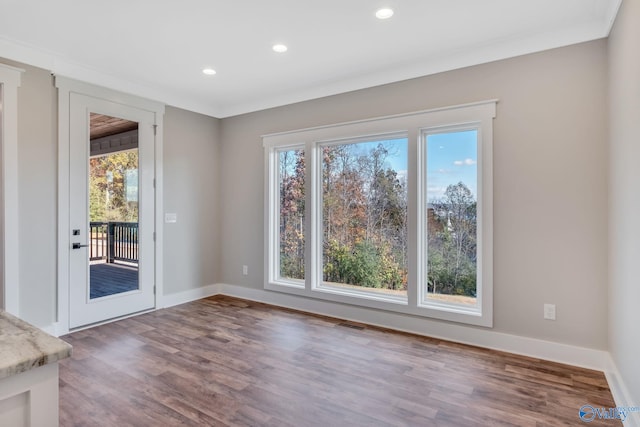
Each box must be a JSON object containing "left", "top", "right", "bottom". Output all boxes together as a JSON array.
[
  {"left": 90, "top": 113, "right": 137, "bottom": 140},
  {"left": 0, "top": 0, "right": 621, "bottom": 118}
]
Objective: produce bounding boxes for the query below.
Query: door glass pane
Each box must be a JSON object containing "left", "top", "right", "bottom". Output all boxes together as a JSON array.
[
  {"left": 88, "top": 113, "right": 139, "bottom": 299},
  {"left": 425, "top": 130, "right": 478, "bottom": 306},
  {"left": 320, "top": 137, "right": 408, "bottom": 299}
]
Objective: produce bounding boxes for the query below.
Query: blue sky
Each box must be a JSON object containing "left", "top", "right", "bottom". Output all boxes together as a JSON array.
[
  {"left": 426, "top": 130, "right": 478, "bottom": 201},
  {"left": 361, "top": 131, "right": 477, "bottom": 202},
  {"left": 298, "top": 132, "right": 476, "bottom": 202}
]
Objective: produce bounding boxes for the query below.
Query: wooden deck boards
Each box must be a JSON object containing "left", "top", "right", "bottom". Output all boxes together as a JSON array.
[
  {"left": 59, "top": 296, "right": 620, "bottom": 426},
  {"left": 90, "top": 263, "right": 138, "bottom": 299}
]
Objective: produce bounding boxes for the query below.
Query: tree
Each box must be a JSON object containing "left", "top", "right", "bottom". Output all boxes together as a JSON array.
[
  {"left": 276, "top": 140, "right": 409, "bottom": 292},
  {"left": 279, "top": 149, "right": 305, "bottom": 279},
  {"left": 427, "top": 182, "right": 477, "bottom": 296},
  {"left": 321, "top": 142, "right": 408, "bottom": 291},
  {"left": 89, "top": 151, "right": 139, "bottom": 222}
]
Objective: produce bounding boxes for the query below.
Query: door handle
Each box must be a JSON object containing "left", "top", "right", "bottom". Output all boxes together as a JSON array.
[{"left": 72, "top": 243, "right": 89, "bottom": 249}]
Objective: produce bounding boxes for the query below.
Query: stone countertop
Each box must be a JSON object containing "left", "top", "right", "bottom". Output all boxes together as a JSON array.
[{"left": 0, "top": 310, "right": 72, "bottom": 380}]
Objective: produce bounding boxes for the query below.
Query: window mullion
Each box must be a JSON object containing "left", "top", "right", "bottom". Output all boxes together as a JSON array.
[
  {"left": 407, "top": 127, "right": 420, "bottom": 309},
  {"left": 305, "top": 141, "right": 315, "bottom": 292}
]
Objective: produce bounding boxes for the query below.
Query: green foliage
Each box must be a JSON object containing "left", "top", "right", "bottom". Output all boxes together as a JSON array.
[
  {"left": 280, "top": 252, "right": 304, "bottom": 280},
  {"left": 323, "top": 239, "right": 406, "bottom": 290},
  {"left": 90, "top": 151, "right": 139, "bottom": 222},
  {"left": 347, "top": 240, "right": 381, "bottom": 288}
]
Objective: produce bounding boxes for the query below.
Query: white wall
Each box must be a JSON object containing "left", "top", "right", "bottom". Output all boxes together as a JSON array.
[
  {"left": 608, "top": 0, "right": 640, "bottom": 407},
  {"left": 15, "top": 62, "right": 57, "bottom": 327},
  {"left": 220, "top": 40, "right": 609, "bottom": 350},
  {"left": 163, "top": 106, "right": 221, "bottom": 295}
]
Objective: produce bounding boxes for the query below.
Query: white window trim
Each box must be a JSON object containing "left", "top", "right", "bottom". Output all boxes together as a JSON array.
[
  {"left": 312, "top": 131, "right": 409, "bottom": 305},
  {"left": 0, "top": 63, "right": 24, "bottom": 316},
  {"left": 268, "top": 144, "right": 306, "bottom": 289},
  {"left": 264, "top": 100, "right": 496, "bottom": 327},
  {"left": 417, "top": 122, "right": 494, "bottom": 326}
]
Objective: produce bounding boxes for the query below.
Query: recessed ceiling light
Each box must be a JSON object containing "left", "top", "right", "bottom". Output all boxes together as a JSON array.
[
  {"left": 202, "top": 68, "right": 217, "bottom": 76},
  {"left": 375, "top": 8, "right": 394, "bottom": 19},
  {"left": 272, "top": 44, "right": 288, "bottom": 53}
]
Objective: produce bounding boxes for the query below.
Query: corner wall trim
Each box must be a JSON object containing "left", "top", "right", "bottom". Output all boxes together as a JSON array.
[
  {"left": 37, "top": 321, "right": 67, "bottom": 338},
  {"left": 605, "top": 354, "right": 640, "bottom": 427},
  {"left": 0, "top": 63, "right": 24, "bottom": 317}
]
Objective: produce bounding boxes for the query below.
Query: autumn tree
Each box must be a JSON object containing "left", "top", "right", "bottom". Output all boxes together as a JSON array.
[
  {"left": 89, "top": 151, "right": 139, "bottom": 222},
  {"left": 278, "top": 141, "right": 476, "bottom": 297},
  {"left": 321, "top": 142, "right": 408, "bottom": 290},
  {"left": 279, "top": 149, "right": 305, "bottom": 280}
]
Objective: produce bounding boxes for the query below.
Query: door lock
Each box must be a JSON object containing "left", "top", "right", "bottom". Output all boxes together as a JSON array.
[{"left": 72, "top": 243, "right": 89, "bottom": 249}]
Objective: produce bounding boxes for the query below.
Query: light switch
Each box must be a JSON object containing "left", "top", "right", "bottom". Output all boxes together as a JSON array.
[
  {"left": 544, "top": 304, "right": 556, "bottom": 320},
  {"left": 165, "top": 213, "right": 177, "bottom": 223}
]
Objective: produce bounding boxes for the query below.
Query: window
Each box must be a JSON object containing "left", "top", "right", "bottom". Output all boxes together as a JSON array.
[
  {"left": 277, "top": 147, "right": 305, "bottom": 284},
  {"left": 319, "top": 136, "right": 408, "bottom": 301},
  {"left": 421, "top": 128, "right": 481, "bottom": 310},
  {"left": 264, "top": 100, "right": 495, "bottom": 326}
]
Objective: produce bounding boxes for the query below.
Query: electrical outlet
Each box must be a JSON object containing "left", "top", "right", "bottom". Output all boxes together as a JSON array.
[
  {"left": 544, "top": 304, "right": 556, "bottom": 320},
  {"left": 242, "top": 265, "right": 248, "bottom": 276}
]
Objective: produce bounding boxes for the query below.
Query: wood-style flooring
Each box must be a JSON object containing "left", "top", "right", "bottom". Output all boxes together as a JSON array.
[{"left": 59, "top": 296, "right": 620, "bottom": 426}]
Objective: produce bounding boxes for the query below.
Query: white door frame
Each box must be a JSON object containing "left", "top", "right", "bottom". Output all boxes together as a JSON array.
[
  {"left": 0, "top": 63, "right": 23, "bottom": 316},
  {"left": 56, "top": 77, "right": 164, "bottom": 335}
]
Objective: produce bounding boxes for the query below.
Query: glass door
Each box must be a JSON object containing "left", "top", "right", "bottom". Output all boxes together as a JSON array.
[{"left": 69, "top": 94, "right": 155, "bottom": 329}]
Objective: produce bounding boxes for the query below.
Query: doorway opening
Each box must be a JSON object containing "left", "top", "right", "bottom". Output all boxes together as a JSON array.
[
  {"left": 57, "top": 77, "right": 163, "bottom": 333},
  {"left": 88, "top": 113, "right": 140, "bottom": 299}
]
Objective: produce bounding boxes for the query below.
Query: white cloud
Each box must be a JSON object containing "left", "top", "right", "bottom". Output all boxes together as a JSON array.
[{"left": 453, "top": 158, "right": 476, "bottom": 166}]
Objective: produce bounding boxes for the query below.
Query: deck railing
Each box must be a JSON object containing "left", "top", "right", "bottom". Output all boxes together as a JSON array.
[
  {"left": 89, "top": 222, "right": 109, "bottom": 261},
  {"left": 89, "top": 221, "right": 138, "bottom": 264}
]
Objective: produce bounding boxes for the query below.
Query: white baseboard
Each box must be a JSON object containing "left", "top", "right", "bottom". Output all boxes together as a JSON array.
[
  {"left": 39, "top": 322, "right": 70, "bottom": 338},
  {"left": 605, "top": 354, "right": 640, "bottom": 427},
  {"left": 39, "top": 323, "right": 57, "bottom": 336},
  {"left": 160, "top": 283, "right": 221, "bottom": 309},
  {"left": 216, "top": 283, "right": 608, "bottom": 371}
]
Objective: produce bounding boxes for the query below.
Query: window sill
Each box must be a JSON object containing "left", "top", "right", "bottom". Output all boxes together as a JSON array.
[{"left": 265, "top": 281, "right": 492, "bottom": 327}]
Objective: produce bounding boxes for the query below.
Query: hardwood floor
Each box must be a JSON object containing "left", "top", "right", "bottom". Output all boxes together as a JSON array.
[{"left": 59, "top": 296, "right": 620, "bottom": 426}]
